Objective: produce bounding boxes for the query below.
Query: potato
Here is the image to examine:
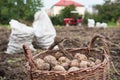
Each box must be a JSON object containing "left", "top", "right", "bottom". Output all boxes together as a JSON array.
[
  {"left": 54, "top": 65, "right": 66, "bottom": 71},
  {"left": 34, "top": 58, "right": 44, "bottom": 70},
  {"left": 70, "top": 59, "right": 79, "bottom": 67},
  {"left": 74, "top": 53, "right": 87, "bottom": 62},
  {"left": 51, "top": 60, "right": 59, "bottom": 67},
  {"left": 35, "top": 58, "right": 50, "bottom": 70},
  {"left": 44, "top": 55, "right": 56, "bottom": 64},
  {"left": 95, "top": 59, "right": 101, "bottom": 65},
  {"left": 39, "top": 63, "right": 50, "bottom": 70},
  {"left": 68, "top": 67, "right": 80, "bottom": 72},
  {"left": 61, "top": 62, "right": 70, "bottom": 70},
  {"left": 88, "top": 57, "right": 95, "bottom": 62},
  {"left": 88, "top": 61, "right": 95, "bottom": 67},
  {"left": 35, "top": 58, "right": 45, "bottom": 65},
  {"left": 79, "top": 61, "right": 89, "bottom": 68},
  {"left": 58, "top": 56, "right": 70, "bottom": 64},
  {"left": 55, "top": 52, "right": 63, "bottom": 59}
]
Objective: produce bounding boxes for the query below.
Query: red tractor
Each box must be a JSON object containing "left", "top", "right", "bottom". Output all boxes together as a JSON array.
[{"left": 64, "top": 11, "right": 83, "bottom": 26}]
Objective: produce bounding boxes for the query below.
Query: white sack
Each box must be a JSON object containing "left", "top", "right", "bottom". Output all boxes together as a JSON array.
[
  {"left": 33, "top": 10, "right": 56, "bottom": 49},
  {"left": 5, "top": 19, "right": 36, "bottom": 54},
  {"left": 101, "top": 22, "right": 107, "bottom": 28},
  {"left": 88, "top": 19, "right": 95, "bottom": 28},
  {"left": 96, "top": 22, "right": 101, "bottom": 28},
  {"left": 96, "top": 22, "right": 107, "bottom": 28}
]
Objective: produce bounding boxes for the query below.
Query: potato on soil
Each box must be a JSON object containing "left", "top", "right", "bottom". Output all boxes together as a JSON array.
[{"left": 68, "top": 67, "right": 80, "bottom": 72}]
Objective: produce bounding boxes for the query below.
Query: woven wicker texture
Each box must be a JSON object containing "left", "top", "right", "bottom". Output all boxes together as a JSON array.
[{"left": 23, "top": 34, "right": 110, "bottom": 80}]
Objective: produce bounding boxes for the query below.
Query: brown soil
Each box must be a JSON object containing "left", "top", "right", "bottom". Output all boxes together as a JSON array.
[{"left": 0, "top": 26, "right": 120, "bottom": 80}]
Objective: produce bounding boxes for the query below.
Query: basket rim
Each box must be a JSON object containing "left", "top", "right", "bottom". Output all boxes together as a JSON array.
[
  {"left": 30, "top": 57, "right": 108, "bottom": 74},
  {"left": 23, "top": 34, "right": 110, "bottom": 76},
  {"left": 33, "top": 47, "right": 105, "bottom": 59},
  {"left": 29, "top": 47, "right": 109, "bottom": 74}
]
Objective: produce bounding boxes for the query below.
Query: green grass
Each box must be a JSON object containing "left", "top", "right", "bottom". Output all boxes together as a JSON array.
[
  {"left": 0, "top": 24, "right": 11, "bottom": 29},
  {"left": 107, "top": 22, "right": 117, "bottom": 27},
  {"left": 55, "top": 25, "right": 64, "bottom": 29}
]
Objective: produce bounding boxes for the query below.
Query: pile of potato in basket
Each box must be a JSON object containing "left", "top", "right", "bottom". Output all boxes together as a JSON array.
[{"left": 34, "top": 52, "right": 102, "bottom": 72}]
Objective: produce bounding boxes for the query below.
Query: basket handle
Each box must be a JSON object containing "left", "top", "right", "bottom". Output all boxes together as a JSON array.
[
  {"left": 89, "top": 34, "right": 109, "bottom": 54},
  {"left": 48, "top": 37, "right": 73, "bottom": 60},
  {"left": 48, "top": 37, "right": 65, "bottom": 50},
  {"left": 23, "top": 44, "right": 37, "bottom": 70}
]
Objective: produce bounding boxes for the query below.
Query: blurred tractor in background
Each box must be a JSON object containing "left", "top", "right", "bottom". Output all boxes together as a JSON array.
[{"left": 64, "top": 11, "right": 83, "bottom": 26}]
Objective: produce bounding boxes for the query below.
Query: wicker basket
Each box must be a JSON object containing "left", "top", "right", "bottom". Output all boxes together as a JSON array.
[{"left": 23, "top": 34, "right": 110, "bottom": 80}]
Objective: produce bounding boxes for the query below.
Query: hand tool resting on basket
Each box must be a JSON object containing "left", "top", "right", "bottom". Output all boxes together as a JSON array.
[{"left": 23, "top": 34, "right": 110, "bottom": 80}]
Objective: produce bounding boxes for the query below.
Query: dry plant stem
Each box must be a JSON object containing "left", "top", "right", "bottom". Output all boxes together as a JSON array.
[
  {"left": 106, "top": 41, "right": 120, "bottom": 76},
  {"left": 107, "top": 41, "right": 120, "bottom": 49},
  {"left": 111, "top": 61, "right": 120, "bottom": 76}
]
